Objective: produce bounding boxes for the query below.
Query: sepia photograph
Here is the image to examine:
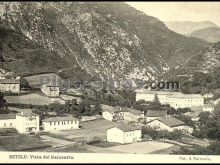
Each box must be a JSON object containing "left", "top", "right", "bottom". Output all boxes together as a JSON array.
[{"left": 0, "top": 1, "right": 220, "bottom": 163}]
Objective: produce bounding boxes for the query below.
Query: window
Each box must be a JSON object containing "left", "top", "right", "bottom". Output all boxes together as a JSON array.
[
  {"left": 4, "top": 123, "right": 6, "bottom": 127},
  {"left": 50, "top": 122, "right": 52, "bottom": 126}
]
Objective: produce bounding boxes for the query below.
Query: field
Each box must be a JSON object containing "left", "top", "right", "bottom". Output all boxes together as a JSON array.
[
  {"left": 0, "top": 134, "right": 50, "bottom": 151},
  {"left": 5, "top": 93, "right": 52, "bottom": 106}
]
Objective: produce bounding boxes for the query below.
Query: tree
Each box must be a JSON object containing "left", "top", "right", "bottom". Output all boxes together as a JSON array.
[{"left": 0, "top": 92, "right": 8, "bottom": 114}]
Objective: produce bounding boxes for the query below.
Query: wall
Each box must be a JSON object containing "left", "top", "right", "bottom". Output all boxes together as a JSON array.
[
  {"left": 16, "top": 115, "right": 40, "bottom": 133},
  {"left": 0, "top": 119, "right": 16, "bottom": 128},
  {"left": 107, "top": 127, "right": 125, "bottom": 144},
  {"left": 102, "top": 111, "right": 113, "bottom": 121},
  {"left": 43, "top": 120, "right": 79, "bottom": 132},
  {"left": 0, "top": 84, "right": 20, "bottom": 93}
]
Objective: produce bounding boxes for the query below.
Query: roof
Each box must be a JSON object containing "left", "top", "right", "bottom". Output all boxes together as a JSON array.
[
  {"left": 116, "top": 107, "right": 143, "bottom": 115},
  {"left": 110, "top": 124, "right": 141, "bottom": 132},
  {"left": 101, "top": 104, "right": 120, "bottom": 114},
  {"left": 146, "top": 110, "right": 167, "bottom": 117},
  {"left": 0, "top": 79, "right": 20, "bottom": 84},
  {"left": 151, "top": 116, "right": 186, "bottom": 127},
  {"left": 168, "top": 94, "right": 204, "bottom": 99},
  {"left": 203, "top": 104, "right": 215, "bottom": 108},
  {"left": 135, "top": 89, "right": 180, "bottom": 95},
  {"left": 0, "top": 114, "right": 16, "bottom": 120},
  {"left": 42, "top": 116, "right": 78, "bottom": 122},
  {"left": 16, "top": 112, "right": 38, "bottom": 117}
]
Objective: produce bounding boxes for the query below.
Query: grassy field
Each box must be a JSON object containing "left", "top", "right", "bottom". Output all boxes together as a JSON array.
[
  {"left": 0, "top": 134, "right": 50, "bottom": 151},
  {"left": 5, "top": 93, "right": 52, "bottom": 106}
]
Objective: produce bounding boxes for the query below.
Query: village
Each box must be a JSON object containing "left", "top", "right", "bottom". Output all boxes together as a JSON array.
[{"left": 0, "top": 70, "right": 219, "bottom": 154}]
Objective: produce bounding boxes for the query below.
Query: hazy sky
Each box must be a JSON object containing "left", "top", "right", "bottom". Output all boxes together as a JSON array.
[{"left": 126, "top": 2, "right": 220, "bottom": 26}]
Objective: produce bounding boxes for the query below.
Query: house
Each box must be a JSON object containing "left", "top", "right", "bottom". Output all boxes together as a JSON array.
[
  {"left": 42, "top": 116, "right": 79, "bottom": 132},
  {"left": 16, "top": 112, "right": 40, "bottom": 134},
  {"left": 0, "top": 112, "right": 40, "bottom": 134},
  {"left": 41, "top": 84, "right": 60, "bottom": 97},
  {"left": 146, "top": 110, "right": 167, "bottom": 122},
  {"left": 0, "top": 79, "right": 20, "bottom": 93},
  {"left": 101, "top": 104, "right": 124, "bottom": 121},
  {"left": 107, "top": 125, "right": 142, "bottom": 144},
  {"left": 212, "top": 98, "right": 220, "bottom": 105},
  {"left": 0, "top": 114, "right": 16, "bottom": 129},
  {"left": 115, "top": 106, "right": 145, "bottom": 122},
  {"left": 147, "top": 116, "right": 193, "bottom": 134},
  {"left": 203, "top": 104, "right": 215, "bottom": 112},
  {"left": 101, "top": 104, "right": 144, "bottom": 122}
]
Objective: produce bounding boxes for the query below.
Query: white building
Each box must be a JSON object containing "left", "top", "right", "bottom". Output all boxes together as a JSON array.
[
  {"left": 147, "top": 116, "right": 193, "bottom": 134},
  {"left": 168, "top": 94, "right": 204, "bottom": 109},
  {"left": 16, "top": 112, "right": 40, "bottom": 134},
  {"left": 42, "top": 116, "right": 79, "bottom": 132},
  {"left": 41, "top": 84, "right": 60, "bottom": 97},
  {"left": 0, "top": 112, "right": 40, "bottom": 134},
  {"left": 136, "top": 89, "right": 204, "bottom": 109},
  {"left": 0, "top": 79, "right": 20, "bottom": 93},
  {"left": 146, "top": 110, "right": 167, "bottom": 122},
  {"left": 101, "top": 104, "right": 144, "bottom": 122},
  {"left": 107, "top": 125, "right": 142, "bottom": 144}
]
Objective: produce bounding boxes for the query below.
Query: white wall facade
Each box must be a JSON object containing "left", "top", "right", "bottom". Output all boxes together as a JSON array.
[
  {"left": 0, "top": 83, "right": 20, "bottom": 93},
  {"left": 41, "top": 85, "right": 60, "bottom": 97},
  {"left": 16, "top": 115, "right": 40, "bottom": 134},
  {"left": 102, "top": 111, "right": 114, "bottom": 121},
  {"left": 107, "top": 127, "right": 142, "bottom": 144},
  {"left": 0, "top": 119, "right": 16, "bottom": 128},
  {"left": 43, "top": 120, "right": 79, "bottom": 132}
]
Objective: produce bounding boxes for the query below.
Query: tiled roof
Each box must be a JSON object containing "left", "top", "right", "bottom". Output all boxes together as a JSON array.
[
  {"left": 157, "top": 116, "right": 186, "bottom": 127},
  {"left": 42, "top": 116, "right": 78, "bottom": 122},
  {"left": 111, "top": 124, "right": 141, "bottom": 132},
  {"left": 0, "top": 79, "right": 20, "bottom": 84},
  {"left": 0, "top": 114, "right": 16, "bottom": 120},
  {"left": 146, "top": 110, "right": 167, "bottom": 117}
]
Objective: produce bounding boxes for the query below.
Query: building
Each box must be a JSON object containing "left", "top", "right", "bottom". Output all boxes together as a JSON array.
[
  {"left": 147, "top": 116, "right": 193, "bottom": 134},
  {"left": 136, "top": 89, "right": 204, "bottom": 109},
  {"left": 107, "top": 125, "right": 142, "bottom": 144},
  {"left": 101, "top": 104, "right": 144, "bottom": 122},
  {"left": 42, "top": 116, "right": 79, "bottom": 132},
  {"left": 203, "top": 104, "right": 215, "bottom": 112},
  {"left": 0, "top": 79, "right": 20, "bottom": 93},
  {"left": 101, "top": 104, "right": 124, "bottom": 121},
  {"left": 0, "top": 112, "right": 39, "bottom": 134},
  {"left": 115, "top": 107, "right": 145, "bottom": 122},
  {"left": 146, "top": 110, "right": 167, "bottom": 122},
  {"left": 41, "top": 84, "right": 60, "bottom": 97},
  {"left": 168, "top": 94, "right": 204, "bottom": 109},
  {"left": 0, "top": 114, "right": 16, "bottom": 129},
  {"left": 16, "top": 112, "right": 40, "bottom": 134}
]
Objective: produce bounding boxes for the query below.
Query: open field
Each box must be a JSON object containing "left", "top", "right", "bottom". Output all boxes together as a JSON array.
[
  {"left": 107, "top": 141, "right": 175, "bottom": 154},
  {"left": 5, "top": 93, "right": 52, "bottom": 106}
]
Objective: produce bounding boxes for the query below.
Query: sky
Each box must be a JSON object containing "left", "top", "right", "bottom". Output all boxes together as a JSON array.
[{"left": 126, "top": 2, "right": 220, "bottom": 26}]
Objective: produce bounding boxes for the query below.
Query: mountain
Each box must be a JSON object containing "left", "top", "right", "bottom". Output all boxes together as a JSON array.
[
  {"left": 0, "top": 2, "right": 209, "bottom": 81},
  {"left": 189, "top": 27, "right": 220, "bottom": 43},
  {"left": 165, "top": 21, "right": 219, "bottom": 35}
]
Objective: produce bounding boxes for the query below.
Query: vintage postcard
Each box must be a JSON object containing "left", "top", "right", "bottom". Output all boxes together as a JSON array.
[{"left": 0, "top": 1, "right": 220, "bottom": 163}]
